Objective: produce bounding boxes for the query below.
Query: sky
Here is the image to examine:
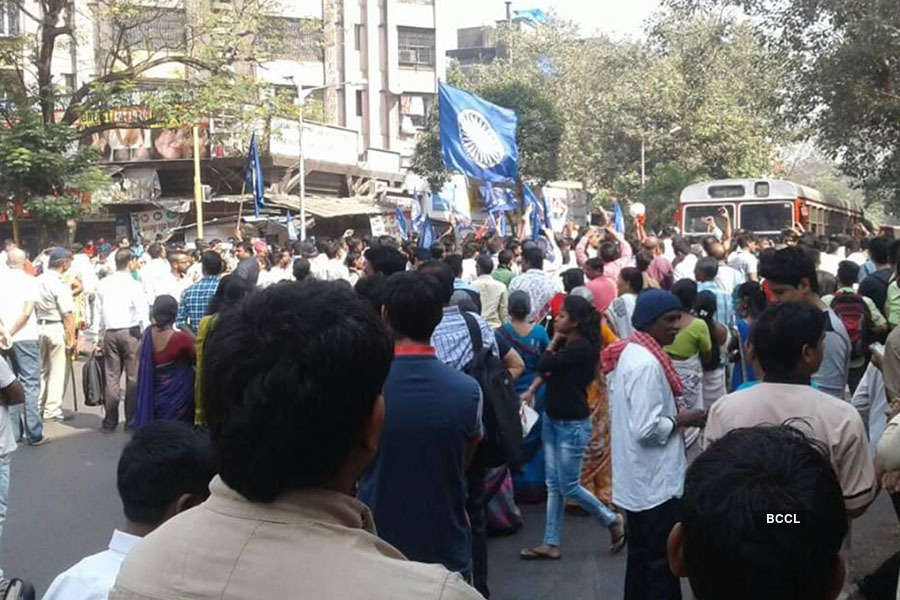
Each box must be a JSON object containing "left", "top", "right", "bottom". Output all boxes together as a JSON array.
[{"left": 442, "top": 0, "right": 664, "bottom": 48}]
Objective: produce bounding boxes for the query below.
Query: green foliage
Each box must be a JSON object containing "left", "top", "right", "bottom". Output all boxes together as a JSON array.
[
  {"left": 409, "top": 110, "right": 451, "bottom": 193},
  {"left": 667, "top": 0, "right": 900, "bottom": 210},
  {"left": 0, "top": 110, "right": 108, "bottom": 222}
]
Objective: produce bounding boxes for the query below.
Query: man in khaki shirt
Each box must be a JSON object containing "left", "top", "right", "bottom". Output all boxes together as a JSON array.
[
  {"left": 471, "top": 255, "right": 508, "bottom": 329},
  {"left": 703, "top": 303, "right": 876, "bottom": 518},
  {"left": 35, "top": 248, "right": 76, "bottom": 421},
  {"left": 110, "top": 281, "right": 483, "bottom": 600}
]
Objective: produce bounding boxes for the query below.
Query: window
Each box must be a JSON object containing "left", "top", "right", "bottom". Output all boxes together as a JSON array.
[
  {"left": 0, "top": 1, "right": 20, "bottom": 37},
  {"left": 708, "top": 184, "right": 745, "bottom": 199},
  {"left": 740, "top": 203, "right": 793, "bottom": 233},
  {"left": 120, "top": 9, "right": 187, "bottom": 52},
  {"left": 683, "top": 205, "right": 734, "bottom": 235},
  {"left": 400, "top": 93, "right": 432, "bottom": 130},
  {"left": 355, "top": 89, "right": 364, "bottom": 117},
  {"left": 754, "top": 181, "right": 770, "bottom": 197},
  {"left": 354, "top": 24, "right": 363, "bottom": 51},
  {"left": 398, "top": 27, "right": 435, "bottom": 67},
  {"left": 268, "top": 18, "right": 324, "bottom": 61}
]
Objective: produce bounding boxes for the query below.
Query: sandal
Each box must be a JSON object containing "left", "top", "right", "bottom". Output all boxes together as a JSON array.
[
  {"left": 609, "top": 514, "right": 627, "bottom": 555},
  {"left": 519, "top": 546, "right": 561, "bottom": 560}
]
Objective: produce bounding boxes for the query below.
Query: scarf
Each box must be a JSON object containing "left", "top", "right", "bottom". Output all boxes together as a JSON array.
[{"left": 600, "top": 330, "right": 684, "bottom": 397}]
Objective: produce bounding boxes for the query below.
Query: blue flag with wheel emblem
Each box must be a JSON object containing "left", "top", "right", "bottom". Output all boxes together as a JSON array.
[{"left": 439, "top": 82, "right": 519, "bottom": 183}]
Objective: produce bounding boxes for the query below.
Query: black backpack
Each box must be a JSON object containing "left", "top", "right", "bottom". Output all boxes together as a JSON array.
[
  {"left": 82, "top": 350, "right": 105, "bottom": 407},
  {"left": 461, "top": 312, "right": 523, "bottom": 469}
]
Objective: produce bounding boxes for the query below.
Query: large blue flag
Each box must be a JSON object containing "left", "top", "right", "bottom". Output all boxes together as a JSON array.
[
  {"left": 479, "top": 183, "right": 518, "bottom": 213},
  {"left": 612, "top": 199, "right": 625, "bottom": 234},
  {"left": 395, "top": 206, "right": 409, "bottom": 240},
  {"left": 243, "top": 133, "right": 265, "bottom": 217},
  {"left": 439, "top": 82, "right": 519, "bottom": 183}
]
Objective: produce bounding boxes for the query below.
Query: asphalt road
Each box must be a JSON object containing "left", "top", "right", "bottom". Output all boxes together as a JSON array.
[{"left": 4, "top": 365, "right": 900, "bottom": 598}]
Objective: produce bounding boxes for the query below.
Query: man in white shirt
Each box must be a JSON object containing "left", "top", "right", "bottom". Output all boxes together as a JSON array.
[
  {"left": 139, "top": 243, "right": 168, "bottom": 303},
  {"left": 43, "top": 422, "right": 214, "bottom": 600},
  {"left": 0, "top": 356, "right": 25, "bottom": 595},
  {"left": 671, "top": 238, "right": 697, "bottom": 283},
  {"left": 471, "top": 256, "right": 508, "bottom": 329},
  {"left": 461, "top": 242, "right": 479, "bottom": 284},
  {"left": 605, "top": 290, "right": 706, "bottom": 600},
  {"left": 0, "top": 250, "right": 46, "bottom": 445},
  {"left": 727, "top": 234, "right": 759, "bottom": 281},
  {"left": 508, "top": 247, "right": 561, "bottom": 323},
  {"left": 96, "top": 250, "right": 149, "bottom": 433},
  {"left": 321, "top": 239, "right": 350, "bottom": 282},
  {"left": 156, "top": 251, "right": 192, "bottom": 304}
]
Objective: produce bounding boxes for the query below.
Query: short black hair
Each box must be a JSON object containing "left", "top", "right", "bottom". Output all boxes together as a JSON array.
[
  {"left": 522, "top": 246, "right": 543, "bottom": 270},
  {"left": 237, "top": 240, "right": 253, "bottom": 254},
  {"left": 117, "top": 422, "right": 214, "bottom": 526},
  {"left": 206, "top": 274, "right": 253, "bottom": 315},
  {"left": 694, "top": 256, "right": 718, "bottom": 282},
  {"left": 636, "top": 249, "right": 654, "bottom": 272},
  {"left": 750, "top": 303, "right": 825, "bottom": 380},
  {"left": 204, "top": 282, "right": 393, "bottom": 502},
  {"left": 355, "top": 274, "right": 388, "bottom": 315},
  {"left": 836, "top": 260, "right": 860, "bottom": 288},
  {"left": 682, "top": 425, "right": 847, "bottom": 600},
  {"left": 868, "top": 236, "right": 890, "bottom": 264},
  {"left": 292, "top": 257, "right": 310, "bottom": 281},
  {"left": 672, "top": 237, "right": 692, "bottom": 256},
  {"left": 817, "top": 270, "right": 837, "bottom": 297},
  {"left": 429, "top": 243, "right": 445, "bottom": 260},
  {"left": 476, "top": 254, "right": 493, "bottom": 275},
  {"left": 619, "top": 267, "right": 643, "bottom": 294},
  {"left": 671, "top": 278, "right": 698, "bottom": 310},
  {"left": 759, "top": 247, "right": 819, "bottom": 294},
  {"left": 498, "top": 249, "right": 514, "bottom": 267},
  {"left": 147, "top": 242, "right": 164, "bottom": 259},
  {"left": 584, "top": 257, "right": 604, "bottom": 272},
  {"left": 418, "top": 260, "right": 455, "bottom": 305},
  {"left": 599, "top": 241, "right": 619, "bottom": 263},
  {"left": 508, "top": 290, "right": 531, "bottom": 321},
  {"left": 384, "top": 271, "right": 444, "bottom": 341},
  {"left": 201, "top": 250, "right": 224, "bottom": 277},
  {"left": 444, "top": 254, "right": 464, "bottom": 278},
  {"left": 364, "top": 246, "right": 407, "bottom": 276},
  {"left": 561, "top": 268, "right": 585, "bottom": 293},
  {"left": 115, "top": 248, "right": 135, "bottom": 271}
]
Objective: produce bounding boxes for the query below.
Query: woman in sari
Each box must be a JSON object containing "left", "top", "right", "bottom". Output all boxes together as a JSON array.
[
  {"left": 134, "top": 295, "right": 195, "bottom": 427},
  {"left": 500, "top": 291, "right": 550, "bottom": 503}
]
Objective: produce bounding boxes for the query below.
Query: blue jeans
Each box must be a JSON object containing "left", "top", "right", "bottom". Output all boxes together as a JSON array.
[
  {"left": 543, "top": 417, "right": 617, "bottom": 547},
  {"left": 8, "top": 341, "right": 42, "bottom": 443}
]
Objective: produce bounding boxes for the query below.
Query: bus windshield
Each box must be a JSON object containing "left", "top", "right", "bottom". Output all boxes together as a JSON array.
[
  {"left": 740, "top": 202, "right": 793, "bottom": 233},
  {"left": 683, "top": 205, "right": 734, "bottom": 235}
]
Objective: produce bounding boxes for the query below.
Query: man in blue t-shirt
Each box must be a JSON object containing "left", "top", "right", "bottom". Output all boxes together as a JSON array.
[{"left": 359, "top": 271, "right": 483, "bottom": 580}]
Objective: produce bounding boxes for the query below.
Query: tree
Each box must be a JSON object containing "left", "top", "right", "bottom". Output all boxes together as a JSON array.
[
  {"left": 410, "top": 77, "right": 563, "bottom": 193},
  {"left": 0, "top": 109, "right": 108, "bottom": 242},
  {"left": 667, "top": 0, "right": 900, "bottom": 209}
]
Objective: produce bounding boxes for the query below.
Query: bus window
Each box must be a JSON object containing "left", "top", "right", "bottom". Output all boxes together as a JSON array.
[
  {"left": 740, "top": 202, "right": 793, "bottom": 233},
  {"left": 683, "top": 205, "right": 734, "bottom": 235},
  {"left": 708, "top": 185, "right": 745, "bottom": 199},
  {"left": 754, "top": 182, "right": 770, "bottom": 197}
]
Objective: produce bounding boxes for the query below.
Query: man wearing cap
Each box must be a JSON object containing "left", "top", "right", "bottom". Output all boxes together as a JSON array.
[
  {"left": 601, "top": 289, "right": 706, "bottom": 600},
  {"left": 35, "top": 248, "right": 76, "bottom": 422}
]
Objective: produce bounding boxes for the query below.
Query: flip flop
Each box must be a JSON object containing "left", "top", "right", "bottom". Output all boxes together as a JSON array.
[{"left": 519, "top": 547, "right": 561, "bottom": 560}]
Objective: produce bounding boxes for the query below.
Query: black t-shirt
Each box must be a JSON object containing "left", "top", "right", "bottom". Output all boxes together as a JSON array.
[
  {"left": 536, "top": 337, "right": 598, "bottom": 420},
  {"left": 859, "top": 268, "right": 892, "bottom": 314}
]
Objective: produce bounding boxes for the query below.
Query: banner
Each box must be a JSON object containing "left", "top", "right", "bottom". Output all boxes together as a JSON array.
[
  {"left": 439, "top": 82, "right": 519, "bottom": 183},
  {"left": 131, "top": 208, "right": 184, "bottom": 239},
  {"left": 369, "top": 214, "right": 402, "bottom": 238}
]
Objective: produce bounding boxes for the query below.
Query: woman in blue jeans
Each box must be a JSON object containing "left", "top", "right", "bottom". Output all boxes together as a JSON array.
[{"left": 519, "top": 295, "right": 626, "bottom": 560}]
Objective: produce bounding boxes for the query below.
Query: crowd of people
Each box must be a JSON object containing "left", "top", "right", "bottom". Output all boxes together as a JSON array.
[{"left": 1, "top": 206, "right": 900, "bottom": 599}]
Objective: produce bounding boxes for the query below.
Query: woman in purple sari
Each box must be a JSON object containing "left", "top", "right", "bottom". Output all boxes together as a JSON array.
[{"left": 134, "top": 295, "right": 196, "bottom": 427}]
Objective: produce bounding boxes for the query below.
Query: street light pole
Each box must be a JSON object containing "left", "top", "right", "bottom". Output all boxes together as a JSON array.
[{"left": 285, "top": 78, "right": 366, "bottom": 241}]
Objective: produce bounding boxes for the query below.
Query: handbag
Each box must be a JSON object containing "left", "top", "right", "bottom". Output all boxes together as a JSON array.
[{"left": 82, "top": 350, "right": 106, "bottom": 407}]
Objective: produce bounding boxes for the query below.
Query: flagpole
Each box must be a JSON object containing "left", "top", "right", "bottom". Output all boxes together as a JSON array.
[{"left": 193, "top": 126, "right": 204, "bottom": 240}]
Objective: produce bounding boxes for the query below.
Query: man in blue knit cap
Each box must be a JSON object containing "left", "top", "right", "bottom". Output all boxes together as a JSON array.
[{"left": 601, "top": 289, "right": 707, "bottom": 600}]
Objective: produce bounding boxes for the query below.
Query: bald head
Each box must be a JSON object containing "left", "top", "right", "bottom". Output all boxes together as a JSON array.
[
  {"left": 642, "top": 236, "right": 660, "bottom": 256},
  {"left": 7, "top": 248, "right": 26, "bottom": 269}
]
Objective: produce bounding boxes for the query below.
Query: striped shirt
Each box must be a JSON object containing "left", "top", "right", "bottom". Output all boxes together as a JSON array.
[{"left": 431, "top": 306, "right": 499, "bottom": 371}]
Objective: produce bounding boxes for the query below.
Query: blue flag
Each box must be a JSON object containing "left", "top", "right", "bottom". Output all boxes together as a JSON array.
[
  {"left": 612, "top": 199, "right": 625, "bottom": 235},
  {"left": 243, "top": 133, "right": 265, "bottom": 217},
  {"left": 479, "top": 183, "right": 518, "bottom": 213},
  {"left": 418, "top": 215, "right": 435, "bottom": 249},
  {"left": 395, "top": 206, "right": 409, "bottom": 240},
  {"left": 439, "top": 82, "right": 519, "bottom": 183}
]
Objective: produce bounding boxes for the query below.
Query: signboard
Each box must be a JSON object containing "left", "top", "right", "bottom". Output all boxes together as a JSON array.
[
  {"left": 369, "top": 214, "right": 401, "bottom": 238},
  {"left": 426, "top": 175, "right": 471, "bottom": 221},
  {"left": 131, "top": 208, "right": 185, "bottom": 240},
  {"left": 542, "top": 186, "right": 570, "bottom": 232}
]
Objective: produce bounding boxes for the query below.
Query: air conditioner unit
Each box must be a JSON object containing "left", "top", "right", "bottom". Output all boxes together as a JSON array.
[{"left": 398, "top": 49, "right": 418, "bottom": 64}]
